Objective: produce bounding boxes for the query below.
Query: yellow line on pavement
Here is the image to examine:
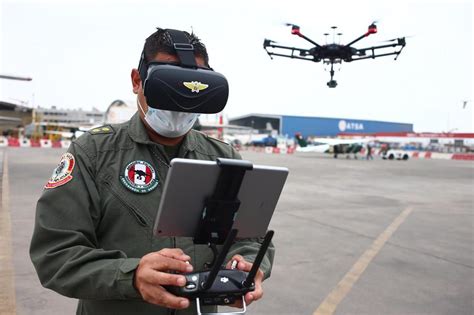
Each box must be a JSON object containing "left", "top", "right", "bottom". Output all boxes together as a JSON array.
[
  {"left": 313, "top": 207, "right": 414, "bottom": 315},
  {"left": 0, "top": 152, "right": 16, "bottom": 315}
]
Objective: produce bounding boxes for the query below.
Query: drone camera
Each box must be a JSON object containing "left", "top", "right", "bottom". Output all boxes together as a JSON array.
[{"left": 327, "top": 80, "right": 338, "bottom": 88}]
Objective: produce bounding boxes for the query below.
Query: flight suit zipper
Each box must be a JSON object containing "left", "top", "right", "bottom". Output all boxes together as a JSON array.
[{"left": 103, "top": 181, "right": 150, "bottom": 227}]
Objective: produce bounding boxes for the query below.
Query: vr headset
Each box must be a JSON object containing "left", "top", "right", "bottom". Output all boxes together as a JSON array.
[{"left": 138, "top": 29, "right": 229, "bottom": 114}]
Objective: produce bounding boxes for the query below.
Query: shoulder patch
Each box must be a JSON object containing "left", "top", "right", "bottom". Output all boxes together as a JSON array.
[
  {"left": 45, "top": 153, "right": 75, "bottom": 189},
  {"left": 89, "top": 125, "right": 114, "bottom": 135}
]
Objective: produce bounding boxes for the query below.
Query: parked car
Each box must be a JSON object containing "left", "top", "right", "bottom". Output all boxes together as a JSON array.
[{"left": 382, "top": 149, "right": 410, "bottom": 160}]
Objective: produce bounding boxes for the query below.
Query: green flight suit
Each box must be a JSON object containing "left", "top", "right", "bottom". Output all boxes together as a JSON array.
[{"left": 30, "top": 113, "right": 274, "bottom": 315}]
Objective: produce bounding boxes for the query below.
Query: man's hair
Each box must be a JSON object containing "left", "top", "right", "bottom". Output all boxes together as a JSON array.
[{"left": 143, "top": 28, "right": 209, "bottom": 67}]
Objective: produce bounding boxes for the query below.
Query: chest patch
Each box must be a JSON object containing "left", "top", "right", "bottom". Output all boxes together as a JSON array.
[
  {"left": 45, "top": 153, "right": 75, "bottom": 189},
  {"left": 120, "top": 160, "right": 158, "bottom": 193}
]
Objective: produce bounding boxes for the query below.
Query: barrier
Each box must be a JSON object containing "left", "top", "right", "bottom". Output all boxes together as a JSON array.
[
  {"left": 452, "top": 153, "right": 474, "bottom": 161},
  {"left": 430, "top": 153, "right": 452, "bottom": 160},
  {"left": 7, "top": 138, "right": 19, "bottom": 147},
  {"left": 30, "top": 139, "right": 41, "bottom": 147},
  {"left": 0, "top": 136, "right": 7, "bottom": 147},
  {"left": 40, "top": 139, "right": 52, "bottom": 148},
  {"left": 3, "top": 139, "right": 472, "bottom": 162},
  {"left": 19, "top": 138, "right": 31, "bottom": 147}
]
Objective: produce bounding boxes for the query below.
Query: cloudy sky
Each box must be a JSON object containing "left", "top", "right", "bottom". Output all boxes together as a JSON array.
[{"left": 0, "top": 0, "right": 472, "bottom": 132}]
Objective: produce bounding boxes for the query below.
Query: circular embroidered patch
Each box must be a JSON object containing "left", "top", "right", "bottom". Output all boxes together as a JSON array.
[
  {"left": 120, "top": 160, "right": 158, "bottom": 193},
  {"left": 45, "top": 153, "right": 75, "bottom": 189}
]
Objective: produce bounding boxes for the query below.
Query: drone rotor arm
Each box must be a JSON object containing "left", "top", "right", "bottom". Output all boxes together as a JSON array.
[
  {"left": 296, "top": 33, "right": 322, "bottom": 48},
  {"left": 357, "top": 42, "right": 403, "bottom": 51},
  {"left": 345, "top": 34, "right": 368, "bottom": 47},
  {"left": 263, "top": 42, "right": 316, "bottom": 61},
  {"left": 264, "top": 42, "right": 309, "bottom": 51},
  {"left": 266, "top": 51, "right": 317, "bottom": 62},
  {"left": 350, "top": 51, "right": 401, "bottom": 61},
  {"left": 346, "top": 23, "right": 378, "bottom": 47},
  {"left": 287, "top": 24, "right": 322, "bottom": 48},
  {"left": 351, "top": 39, "right": 405, "bottom": 61}
]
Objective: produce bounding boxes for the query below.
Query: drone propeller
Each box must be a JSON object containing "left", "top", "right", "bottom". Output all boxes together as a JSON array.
[
  {"left": 264, "top": 38, "right": 277, "bottom": 44},
  {"left": 284, "top": 22, "right": 300, "bottom": 29},
  {"left": 263, "top": 38, "right": 278, "bottom": 51},
  {"left": 381, "top": 35, "right": 413, "bottom": 43},
  {"left": 381, "top": 38, "right": 398, "bottom": 42}
]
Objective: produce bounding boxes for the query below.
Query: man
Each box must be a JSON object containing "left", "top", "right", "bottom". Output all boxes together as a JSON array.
[
  {"left": 30, "top": 28, "right": 274, "bottom": 315},
  {"left": 366, "top": 143, "right": 373, "bottom": 160}
]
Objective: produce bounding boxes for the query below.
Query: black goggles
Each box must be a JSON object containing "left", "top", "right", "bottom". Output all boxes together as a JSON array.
[{"left": 137, "top": 29, "right": 229, "bottom": 114}]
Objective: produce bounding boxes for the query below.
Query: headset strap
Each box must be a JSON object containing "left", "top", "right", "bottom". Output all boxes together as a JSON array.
[
  {"left": 137, "top": 29, "right": 198, "bottom": 82},
  {"left": 138, "top": 48, "right": 147, "bottom": 83},
  {"left": 166, "top": 29, "right": 197, "bottom": 68}
]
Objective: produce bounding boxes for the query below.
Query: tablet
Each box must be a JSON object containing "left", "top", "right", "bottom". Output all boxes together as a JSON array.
[{"left": 153, "top": 158, "right": 288, "bottom": 239}]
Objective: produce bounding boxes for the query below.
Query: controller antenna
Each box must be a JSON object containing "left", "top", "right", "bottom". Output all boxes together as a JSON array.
[
  {"left": 243, "top": 230, "right": 274, "bottom": 288},
  {"left": 202, "top": 229, "right": 238, "bottom": 290}
]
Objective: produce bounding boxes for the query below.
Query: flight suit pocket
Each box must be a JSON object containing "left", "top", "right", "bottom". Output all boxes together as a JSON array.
[
  {"left": 102, "top": 180, "right": 151, "bottom": 227},
  {"left": 96, "top": 179, "right": 155, "bottom": 256}
]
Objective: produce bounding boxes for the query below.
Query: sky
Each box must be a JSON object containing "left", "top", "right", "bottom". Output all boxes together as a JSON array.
[{"left": 0, "top": 0, "right": 472, "bottom": 132}]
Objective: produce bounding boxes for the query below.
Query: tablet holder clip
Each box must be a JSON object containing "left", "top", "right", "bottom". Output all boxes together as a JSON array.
[{"left": 194, "top": 158, "right": 253, "bottom": 245}]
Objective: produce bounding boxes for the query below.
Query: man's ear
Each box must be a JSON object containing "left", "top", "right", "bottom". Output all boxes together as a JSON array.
[{"left": 131, "top": 69, "right": 142, "bottom": 94}]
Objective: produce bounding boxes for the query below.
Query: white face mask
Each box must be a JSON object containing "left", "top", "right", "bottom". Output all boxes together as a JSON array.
[{"left": 138, "top": 97, "right": 199, "bottom": 138}]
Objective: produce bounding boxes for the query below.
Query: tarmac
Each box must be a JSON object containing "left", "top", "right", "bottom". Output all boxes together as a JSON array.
[{"left": 0, "top": 147, "right": 473, "bottom": 315}]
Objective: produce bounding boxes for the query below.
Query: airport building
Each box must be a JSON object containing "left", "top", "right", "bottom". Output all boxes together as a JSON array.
[
  {"left": 34, "top": 106, "right": 104, "bottom": 126},
  {"left": 228, "top": 114, "right": 413, "bottom": 138},
  {"left": 0, "top": 101, "right": 33, "bottom": 135}
]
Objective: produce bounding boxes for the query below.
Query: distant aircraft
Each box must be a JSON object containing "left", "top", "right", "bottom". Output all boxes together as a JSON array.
[{"left": 295, "top": 133, "right": 372, "bottom": 159}]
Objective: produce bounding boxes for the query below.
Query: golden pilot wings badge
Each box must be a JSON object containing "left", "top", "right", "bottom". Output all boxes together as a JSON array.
[{"left": 183, "top": 81, "right": 209, "bottom": 93}]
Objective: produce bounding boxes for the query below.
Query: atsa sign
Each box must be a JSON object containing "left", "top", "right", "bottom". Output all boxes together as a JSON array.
[{"left": 338, "top": 120, "right": 364, "bottom": 132}]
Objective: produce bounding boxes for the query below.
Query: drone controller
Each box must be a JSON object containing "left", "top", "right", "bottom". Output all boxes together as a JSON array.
[
  {"left": 164, "top": 158, "right": 276, "bottom": 315},
  {"left": 168, "top": 229, "right": 273, "bottom": 314},
  {"left": 171, "top": 269, "right": 254, "bottom": 305}
]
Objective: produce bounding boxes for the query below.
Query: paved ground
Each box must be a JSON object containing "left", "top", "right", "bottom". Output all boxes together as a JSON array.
[{"left": 1, "top": 147, "right": 473, "bottom": 315}]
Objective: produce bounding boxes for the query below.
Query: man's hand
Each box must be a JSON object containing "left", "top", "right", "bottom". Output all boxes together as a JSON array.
[
  {"left": 225, "top": 255, "right": 265, "bottom": 307},
  {"left": 134, "top": 248, "right": 193, "bottom": 309}
]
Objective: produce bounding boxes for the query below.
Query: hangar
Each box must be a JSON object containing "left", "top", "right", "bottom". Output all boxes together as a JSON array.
[
  {"left": 228, "top": 114, "right": 413, "bottom": 138},
  {"left": 0, "top": 101, "right": 33, "bottom": 134}
]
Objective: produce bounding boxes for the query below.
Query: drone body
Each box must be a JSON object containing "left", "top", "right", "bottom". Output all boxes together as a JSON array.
[{"left": 263, "top": 23, "right": 406, "bottom": 87}]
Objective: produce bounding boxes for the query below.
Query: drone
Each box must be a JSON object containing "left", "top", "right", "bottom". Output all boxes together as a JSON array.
[{"left": 263, "top": 23, "right": 406, "bottom": 88}]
